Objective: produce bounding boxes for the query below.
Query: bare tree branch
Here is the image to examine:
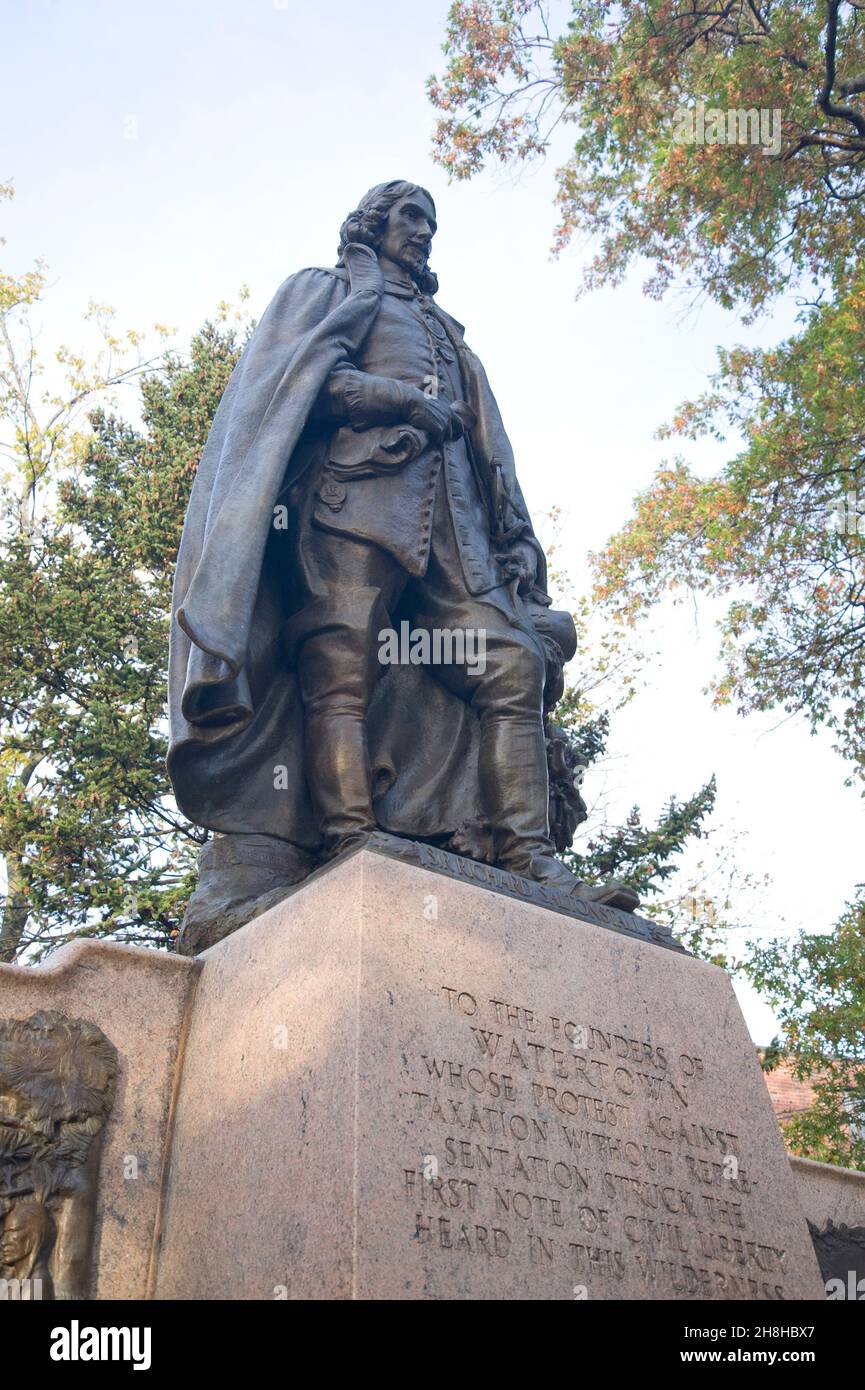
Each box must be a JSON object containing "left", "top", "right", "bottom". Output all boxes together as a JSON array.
[{"left": 819, "top": 0, "right": 865, "bottom": 138}]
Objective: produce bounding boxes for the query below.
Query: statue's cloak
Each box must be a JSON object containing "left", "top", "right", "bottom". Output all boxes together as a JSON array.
[{"left": 168, "top": 245, "right": 547, "bottom": 849}]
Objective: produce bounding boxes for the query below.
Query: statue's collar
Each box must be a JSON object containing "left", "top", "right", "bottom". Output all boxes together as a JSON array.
[
  {"left": 382, "top": 277, "right": 421, "bottom": 299},
  {"left": 325, "top": 263, "right": 461, "bottom": 329},
  {"left": 329, "top": 264, "right": 422, "bottom": 299}
]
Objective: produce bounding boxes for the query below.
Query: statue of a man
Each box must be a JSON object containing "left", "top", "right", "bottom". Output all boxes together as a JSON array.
[{"left": 169, "top": 180, "right": 635, "bottom": 951}]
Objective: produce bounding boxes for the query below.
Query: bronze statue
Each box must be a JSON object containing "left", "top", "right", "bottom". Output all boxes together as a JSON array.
[
  {"left": 169, "top": 180, "right": 636, "bottom": 952},
  {"left": 0, "top": 1011, "right": 117, "bottom": 1299}
]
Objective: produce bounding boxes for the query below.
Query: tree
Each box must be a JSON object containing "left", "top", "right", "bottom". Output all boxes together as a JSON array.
[
  {"left": 595, "top": 281, "right": 865, "bottom": 782},
  {"left": 428, "top": 2, "right": 865, "bottom": 1149},
  {"left": 0, "top": 187, "right": 247, "bottom": 960},
  {"left": 559, "top": 698, "right": 720, "bottom": 907},
  {"left": 539, "top": 522, "right": 729, "bottom": 954},
  {"left": 748, "top": 893, "right": 865, "bottom": 1168},
  {"left": 429, "top": 2, "right": 864, "bottom": 312},
  {"left": 428, "top": 4, "right": 865, "bottom": 774}
]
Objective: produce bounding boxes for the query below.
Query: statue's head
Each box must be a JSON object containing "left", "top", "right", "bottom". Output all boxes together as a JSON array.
[
  {"left": 0, "top": 1197, "right": 55, "bottom": 1273},
  {"left": 338, "top": 180, "right": 438, "bottom": 294}
]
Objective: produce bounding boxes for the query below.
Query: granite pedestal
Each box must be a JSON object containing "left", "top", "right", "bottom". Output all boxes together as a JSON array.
[{"left": 151, "top": 847, "right": 825, "bottom": 1301}]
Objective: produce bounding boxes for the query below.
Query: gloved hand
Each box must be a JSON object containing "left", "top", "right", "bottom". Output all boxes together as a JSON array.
[
  {"left": 403, "top": 389, "right": 465, "bottom": 442},
  {"left": 319, "top": 369, "right": 466, "bottom": 442}
]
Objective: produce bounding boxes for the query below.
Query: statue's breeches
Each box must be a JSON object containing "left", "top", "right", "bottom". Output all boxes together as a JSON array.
[
  {"left": 286, "top": 482, "right": 550, "bottom": 858},
  {"left": 289, "top": 480, "right": 547, "bottom": 722}
]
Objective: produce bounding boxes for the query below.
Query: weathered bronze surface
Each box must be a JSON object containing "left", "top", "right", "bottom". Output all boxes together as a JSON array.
[
  {"left": 808, "top": 1218, "right": 865, "bottom": 1292},
  {"left": 169, "top": 180, "right": 636, "bottom": 953},
  {"left": 0, "top": 1011, "right": 118, "bottom": 1299}
]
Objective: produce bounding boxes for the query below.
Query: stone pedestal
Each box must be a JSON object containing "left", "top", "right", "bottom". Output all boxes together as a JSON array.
[
  {"left": 154, "top": 848, "right": 824, "bottom": 1301},
  {"left": 0, "top": 941, "right": 198, "bottom": 1299}
]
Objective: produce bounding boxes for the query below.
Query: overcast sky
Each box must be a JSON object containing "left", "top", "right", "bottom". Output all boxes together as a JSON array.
[{"left": 3, "top": 0, "right": 862, "bottom": 1040}]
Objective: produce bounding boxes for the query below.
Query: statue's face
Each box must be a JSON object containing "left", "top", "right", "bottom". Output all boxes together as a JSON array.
[
  {"left": 0, "top": 1207, "right": 36, "bottom": 1266},
  {"left": 378, "top": 190, "right": 437, "bottom": 280}
]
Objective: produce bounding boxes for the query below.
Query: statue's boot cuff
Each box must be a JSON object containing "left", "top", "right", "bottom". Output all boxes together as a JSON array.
[
  {"left": 321, "top": 828, "right": 408, "bottom": 864},
  {"left": 320, "top": 828, "right": 376, "bottom": 862}
]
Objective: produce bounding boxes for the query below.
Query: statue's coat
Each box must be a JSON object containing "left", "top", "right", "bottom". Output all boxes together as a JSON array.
[{"left": 168, "top": 245, "right": 547, "bottom": 848}]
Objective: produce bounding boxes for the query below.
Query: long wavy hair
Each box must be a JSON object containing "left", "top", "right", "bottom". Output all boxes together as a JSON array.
[{"left": 337, "top": 180, "right": 438, "bottom": 295}]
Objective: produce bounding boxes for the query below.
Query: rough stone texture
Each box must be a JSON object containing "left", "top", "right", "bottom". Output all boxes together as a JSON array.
[
  {"left": 155, "top": 848, "right": 824, "bottom": 1300},
  {"left": 0, "top": 940, "right": 198, "bottom": 1299},
  {"left": 791, "top": 1156, "right": 865, "bottom": 1231},
  {"left": 791, "top": 1156, "right": 865, "bottom": 1292}
]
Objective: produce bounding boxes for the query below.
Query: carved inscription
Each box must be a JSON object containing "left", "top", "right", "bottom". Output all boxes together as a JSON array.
[{"left": 401, "top": 987, "right": 788, "bottom": 1299}]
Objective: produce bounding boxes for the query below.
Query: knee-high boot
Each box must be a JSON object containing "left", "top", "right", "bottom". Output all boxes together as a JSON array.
[
  {"left": 302, "top": 705, "right": 378, "bottom": 855},
  {"left": 478, "top": 715, "right": 557, "bottom": 872},
  {"left": 479, "top": 714, "right": 639, "bottom": 910},
  {"left": 292, "top": 592, "right": 388, "bottom": 858}
]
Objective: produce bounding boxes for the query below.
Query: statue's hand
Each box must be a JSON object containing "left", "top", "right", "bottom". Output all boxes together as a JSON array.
[
  {"left": 404, "top": 390, "right": 464, "bottom": 442},
  {"left": 335, "top": 372, "right": 461, "bottom": 443}
]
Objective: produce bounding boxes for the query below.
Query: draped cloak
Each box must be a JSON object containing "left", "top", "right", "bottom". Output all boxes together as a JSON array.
[{"left": 167, "top": 244, "right": 552, "bottom": 850}]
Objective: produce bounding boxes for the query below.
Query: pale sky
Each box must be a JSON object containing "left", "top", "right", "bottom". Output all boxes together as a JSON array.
[{"left": 2, "top": 0, "right": 862, "bottom": 1040}]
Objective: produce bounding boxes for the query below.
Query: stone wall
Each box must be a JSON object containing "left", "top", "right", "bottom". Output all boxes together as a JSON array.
[{"left": 792, "top": 1155, "right": 865, "bottom": 1296}]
